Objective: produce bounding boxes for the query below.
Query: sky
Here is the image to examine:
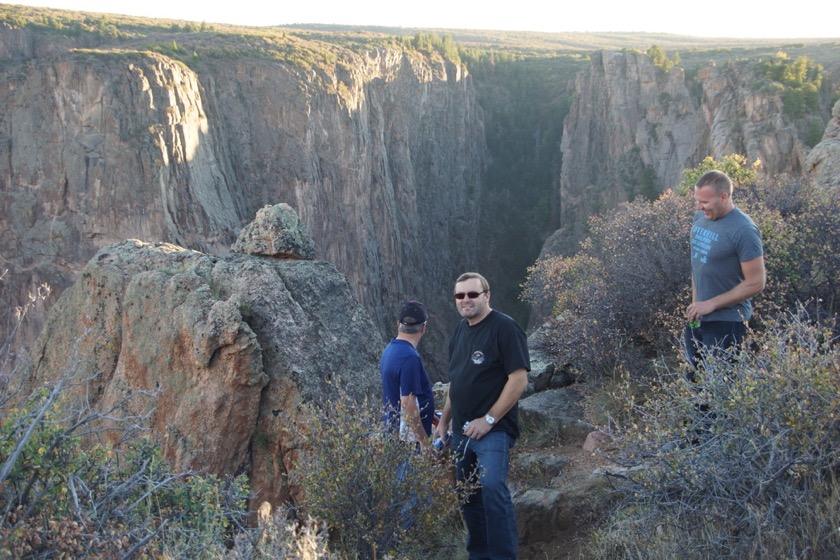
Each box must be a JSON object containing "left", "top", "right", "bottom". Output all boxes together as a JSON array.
[{"left": 7, "top": 0, "right": 840, "bottom": 39}]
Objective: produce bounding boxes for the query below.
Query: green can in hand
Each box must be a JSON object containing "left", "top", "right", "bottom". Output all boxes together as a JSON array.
[{"left": 689, "top": 321, "right": 700, "bottom": 328}]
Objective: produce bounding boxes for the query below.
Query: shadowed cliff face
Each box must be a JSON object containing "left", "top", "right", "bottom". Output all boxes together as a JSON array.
[
  {"left": 805, "top": 98, "right": 840, "bottom": 188},
  {"left": 0, "top": 28, "right": 484, "bottom": 380}
]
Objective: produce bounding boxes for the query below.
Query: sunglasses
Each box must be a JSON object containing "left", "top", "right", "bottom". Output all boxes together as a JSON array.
[{"left": 453, "top": 290, "right": 486, "bottom": 300}]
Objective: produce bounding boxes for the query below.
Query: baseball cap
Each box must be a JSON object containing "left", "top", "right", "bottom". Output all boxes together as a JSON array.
[{"left": 399, "top": 300, "right": 428, "bottom": 325}]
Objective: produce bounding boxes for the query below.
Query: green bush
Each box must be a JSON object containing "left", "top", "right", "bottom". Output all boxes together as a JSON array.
[
  {"left": 407, "top": 32, "right": 460, "bottom": 63},
  {"left": 289, "top": 387, "right": 474, "bottom": 559},
  {"left": 759, "top": 52, "right": 824, "bottom": 120},
  {"left": 678, "top": 153, "right": 760, "bottom": 194},
  {"left": 0, "top": 378, "right": 250, "bottom": 558},
  {"left": 646, "top": 45, "right": 680, "bottom": 73},
  {"left": 588, "top": 312, "right": 840, "bottom": 560}
]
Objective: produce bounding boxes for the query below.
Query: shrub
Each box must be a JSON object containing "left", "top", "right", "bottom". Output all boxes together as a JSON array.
[
  {"left": 522, "top": 190, "right": 694, "bottom": 380},
  {"left": 226, "top": 505, "right": 334, "bottom": 559},
  {"left": 588, "top": 312, "right": 840, "bottom": 560},
  {"left": 759, "top": 53, "right": 824, "bottom": 121},
  {"left": 0, "top": 277, "right": 251, "bottom": 559},
  {"left": 738, "top": 175, "right": 840, "bottom": 324},
  {"left": 678, "top": 153, "right": 760, "bottom": 194},
  {"left": 646, "top": 45, "right": 680, "bottom": 73},
  {"left": 0, "top": 375, "right": 250, "bottom": 559},
  {"left": 524, "top": 158, "right": 840, "bottom": 382},
  {"left": 289, "top": 386, "right": 474, "bottom": 559}
]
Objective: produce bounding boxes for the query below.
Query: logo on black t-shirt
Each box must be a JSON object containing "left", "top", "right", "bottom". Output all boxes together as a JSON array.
[{"left": 471, "top": 351, "right": 485, "bottom": 365}]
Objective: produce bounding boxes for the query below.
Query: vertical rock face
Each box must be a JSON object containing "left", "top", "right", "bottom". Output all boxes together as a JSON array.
[
  {"left": 695, "top": 62, "right": 807, "bottom": 176},
  {"left": 206, "top": 51, "right": 486, "bottom": 378},
  {"left": 0, "top": 28, "right": 485, "bottom": 380},
  {"left": 551, "top": 50, "right": 815, "bottom": 255},
  {"left": 556, "top": 51, "right": 705, "bottom": 247},
  {"left": 0, "top": 49, "right": 245, "bottom": 362},
  {"left": 26, "top": 205, "right": 384, "bottom": 510},
  {"left": 805, "top": 99, "right": 840, "bottom": 188}
]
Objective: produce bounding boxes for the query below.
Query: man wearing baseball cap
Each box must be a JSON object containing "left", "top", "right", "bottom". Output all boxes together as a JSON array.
[{"left": 380, "top": 300, "right": 435, "bottom": 448}]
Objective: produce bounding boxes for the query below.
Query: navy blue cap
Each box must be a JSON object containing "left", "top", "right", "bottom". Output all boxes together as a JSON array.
[{"left": 399, "top": 300, "right": 428, "bottom": 325}]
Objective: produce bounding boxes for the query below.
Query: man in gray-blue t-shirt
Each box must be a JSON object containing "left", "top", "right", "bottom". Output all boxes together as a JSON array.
[{"left": 685, "top": 170, "right": 766, "bottom": 374}]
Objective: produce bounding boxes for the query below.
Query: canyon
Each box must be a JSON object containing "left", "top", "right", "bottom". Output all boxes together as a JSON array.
[
  {"left": 2, "top": 11, "right": 839, "bottom": 380},
  {"left": 3, "top": 6, "right": 840, "bottom": 552}
]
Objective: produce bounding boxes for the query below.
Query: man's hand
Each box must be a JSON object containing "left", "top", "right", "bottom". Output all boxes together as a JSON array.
[
  {"left": 687, "top": 300, "right": 715, "bottom": 322},
  {"left": 463, "top": 416, "right": 494, "bottom": 440}
]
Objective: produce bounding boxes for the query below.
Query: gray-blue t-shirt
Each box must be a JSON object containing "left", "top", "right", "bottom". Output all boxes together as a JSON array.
[{"left": 690, "top": 207, "right": 763, "bottom": 322}]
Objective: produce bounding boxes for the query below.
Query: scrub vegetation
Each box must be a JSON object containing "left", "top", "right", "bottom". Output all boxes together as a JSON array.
[{"left": 523, "top": 155, "right": 839, "bottom": 559}]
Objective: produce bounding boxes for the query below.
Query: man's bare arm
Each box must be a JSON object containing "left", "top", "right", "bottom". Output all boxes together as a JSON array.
[
  {"left": 464, "top": 368, "right": 528, "bottom": 439},
  {"left": 400, "top": 394, "right": 429, "bottom": 445},
  {"left": 687, "top": 256, "right": 766, "bottom": 321}
]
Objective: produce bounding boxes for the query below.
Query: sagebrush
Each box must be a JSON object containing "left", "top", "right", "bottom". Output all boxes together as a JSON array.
[{"left": 590, "top": 312, "right": 839, "bottom": 559}]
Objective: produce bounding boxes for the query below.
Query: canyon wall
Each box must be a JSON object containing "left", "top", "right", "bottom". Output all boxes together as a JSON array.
[
  {"left": 2, "top": 18, "right": 839, "bottom": 378},
  {"left": 543, "top": 49, "right": 838, "bottom": 256},
  {"left": 1, "top": 23, "right": 484, "bottom": 379}
]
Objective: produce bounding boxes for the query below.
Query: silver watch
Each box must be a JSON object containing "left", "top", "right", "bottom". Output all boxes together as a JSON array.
[{"left": 484, "top": 414, "right": 496, "bottom": 425}]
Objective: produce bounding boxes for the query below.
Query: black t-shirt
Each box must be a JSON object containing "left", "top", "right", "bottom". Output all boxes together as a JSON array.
[{"left": 448, "top": 310, "right": 530, "bottom": 440}]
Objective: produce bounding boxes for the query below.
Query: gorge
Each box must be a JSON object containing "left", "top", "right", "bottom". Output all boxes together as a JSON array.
[
  {"left": 2, "top": 8, "right": 839, "bottom": 380},
  {"left": 3, "top": 5, "right": 840, "bottom": 554}
]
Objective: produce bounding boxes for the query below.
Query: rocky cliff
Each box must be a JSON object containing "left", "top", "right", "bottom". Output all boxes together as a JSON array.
[
  {"left": 2, "top": 11, "right": 839, "bottom": 377},
  {"left": 805, "top": 97, "right": 840, "bottom": 188},
  {"left": 0, "top": 21, "right": 484, "bottom": 380},
  {"left": 25, "top": 203, "right": 383, "bottom": 511},
  {"left": 543, "top": 49, "right": 839, "bottom": 255}
]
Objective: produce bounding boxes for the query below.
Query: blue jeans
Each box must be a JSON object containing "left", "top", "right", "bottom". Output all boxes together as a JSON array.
[
  {"left": 396, "top": 445, "right": 427, "bottom": 530},
  {"left": 683, "top": 320, "right": 747, "bottom": 381},
  {"left": 452, "top": 430, "right": 518, "bottom": 560}
]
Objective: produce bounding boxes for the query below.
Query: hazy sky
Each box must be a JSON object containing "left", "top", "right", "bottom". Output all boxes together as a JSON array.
[{"left": 8, "top": 0, "right": 840, "bottom": 39}]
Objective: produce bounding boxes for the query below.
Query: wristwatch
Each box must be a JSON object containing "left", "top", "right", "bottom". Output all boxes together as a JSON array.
[{"left": 484, "top": 414, "right": 496, "bottom": 425}]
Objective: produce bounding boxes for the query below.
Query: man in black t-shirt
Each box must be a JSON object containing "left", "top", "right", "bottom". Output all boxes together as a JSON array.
[{"left": 435, "top": 272, "right": 530, "bottom": 559}]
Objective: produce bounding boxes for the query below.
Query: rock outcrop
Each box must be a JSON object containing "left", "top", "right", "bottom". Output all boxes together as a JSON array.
[
  {"left": 232, "top": 203, "right": 316, "bottom": 259},
  {"left": 25, "top": 204, "right": 383, "bottom": 510},
  {"left": 805, "top": 98, "right": 840, "bottom": 189}
]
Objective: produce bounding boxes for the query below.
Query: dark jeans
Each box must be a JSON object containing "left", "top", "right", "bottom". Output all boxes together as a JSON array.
[
  {"left": 451, "top": 430, "right": 518, "bottom": 560},
  {"left": 683, "top": 320, "right": 747, "bottom": 381}
]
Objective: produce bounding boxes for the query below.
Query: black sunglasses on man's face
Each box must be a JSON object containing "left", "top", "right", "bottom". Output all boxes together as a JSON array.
[{"left": 453, "top": 291, "right": 486, "bottom": 300}]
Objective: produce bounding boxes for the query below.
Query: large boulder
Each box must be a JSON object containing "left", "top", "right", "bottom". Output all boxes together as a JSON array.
[
  {"left": 25, "top": 204, "right": 384, "bottom": 511},
  {"left": 231, "top": 203, "right": 317, "bottom": 259}
]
